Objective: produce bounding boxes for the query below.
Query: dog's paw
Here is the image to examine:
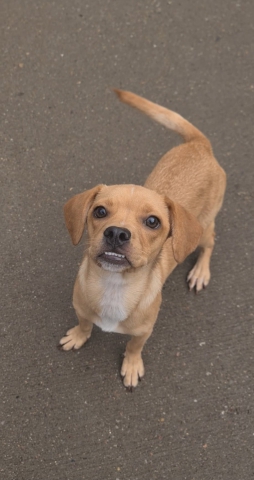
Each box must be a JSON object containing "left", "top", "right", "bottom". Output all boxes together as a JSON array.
[
  {"left": 58, "top": 326, "right": 90, "bottom": 351},
  {"left": 121, "top": 354, "right": 145, "bottom": 389},
  {"left": 187, "top": 262, "right": 211, "bottom": 292}
]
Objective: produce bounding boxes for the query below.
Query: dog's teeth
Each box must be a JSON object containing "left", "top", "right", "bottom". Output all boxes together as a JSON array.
[{"left": 104, "top": 252, "right": 125, "bottom": 258}]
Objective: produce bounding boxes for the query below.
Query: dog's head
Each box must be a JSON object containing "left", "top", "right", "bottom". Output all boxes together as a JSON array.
[{"left": 64, "top": 184, "right": 203, "bottom": 272}]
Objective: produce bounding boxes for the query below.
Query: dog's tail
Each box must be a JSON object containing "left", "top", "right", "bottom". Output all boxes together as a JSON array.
[{"left": 114, "top": 89, "right": 210, "bottom": 146}]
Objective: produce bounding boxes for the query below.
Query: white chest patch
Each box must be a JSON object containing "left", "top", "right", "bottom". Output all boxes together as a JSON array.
[{"left": 95, "top": 273, "right": 127, "bottom": 332}]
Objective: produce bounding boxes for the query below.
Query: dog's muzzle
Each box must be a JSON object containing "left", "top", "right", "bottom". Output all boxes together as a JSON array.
[{"left": 97, "top": 226, "right": 131, "bottom": 270}]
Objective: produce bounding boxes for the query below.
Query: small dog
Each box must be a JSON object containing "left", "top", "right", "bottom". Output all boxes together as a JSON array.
[{"left": 59, "top": 90, "right": 226, "bottom": 389}]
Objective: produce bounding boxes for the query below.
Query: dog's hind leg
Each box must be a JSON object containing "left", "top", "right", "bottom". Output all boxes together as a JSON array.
[{"left": 187, "top": 221, "right": 215, "bottom": 292}]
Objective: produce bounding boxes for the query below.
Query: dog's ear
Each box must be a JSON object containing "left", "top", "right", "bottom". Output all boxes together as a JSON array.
[
  {"left": 64, "top": 185, "right": 104, "bottom": 245},
  {"left": 165, "top": 197, "right": 203, "bottom": 263}
]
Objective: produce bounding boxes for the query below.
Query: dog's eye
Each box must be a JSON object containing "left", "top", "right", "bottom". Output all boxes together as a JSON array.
[
  {"left": 145, "top": 216, "right": 160, "bottom": 229},
  {"left": 93, "top": 206, "right": 107, "bottom": 218}
]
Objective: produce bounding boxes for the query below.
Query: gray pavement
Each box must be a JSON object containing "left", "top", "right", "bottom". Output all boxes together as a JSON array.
[{"left": 1, "top": 1, "right": 254, "bottom": 479}]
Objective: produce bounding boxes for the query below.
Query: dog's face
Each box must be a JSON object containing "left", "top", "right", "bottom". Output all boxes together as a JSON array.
[
  {"left": 64, "top": 184, "right": 203, "bottom": 270},
  {"left": 86, "top": 185, "right": 171, "bottom": 272}
]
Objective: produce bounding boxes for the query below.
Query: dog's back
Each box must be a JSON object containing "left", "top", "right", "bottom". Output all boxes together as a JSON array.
[{"left": 115, "top": 89, "right": 226, "bottom": 230}]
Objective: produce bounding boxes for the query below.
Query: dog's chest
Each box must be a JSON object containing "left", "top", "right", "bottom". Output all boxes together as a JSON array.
[{"left": 95, "top": 274, "right": 127, "bottom": 332}]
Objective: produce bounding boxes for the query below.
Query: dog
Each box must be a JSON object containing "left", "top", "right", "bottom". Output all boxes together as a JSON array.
[{"left": 59, "top": 89, "right": 226, "bottom": 389}]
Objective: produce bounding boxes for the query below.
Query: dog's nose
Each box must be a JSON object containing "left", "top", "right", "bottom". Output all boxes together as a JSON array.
[{"left": 104, "top": 226, "right": 131, "bottom": 247}]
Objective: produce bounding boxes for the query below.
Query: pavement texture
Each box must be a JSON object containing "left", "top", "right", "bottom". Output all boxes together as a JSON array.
[{"left": 1, "top": 1, "right": 254, "bottom": 479}]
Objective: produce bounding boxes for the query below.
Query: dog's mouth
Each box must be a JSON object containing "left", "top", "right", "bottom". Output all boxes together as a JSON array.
[{"left": 97, "top": 250, "right": 131, "bottom": 270}]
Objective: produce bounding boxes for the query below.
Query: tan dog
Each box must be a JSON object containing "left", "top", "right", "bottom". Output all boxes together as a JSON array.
[{"left": 59, "top": 90, "right": 226, "bottom": 389}]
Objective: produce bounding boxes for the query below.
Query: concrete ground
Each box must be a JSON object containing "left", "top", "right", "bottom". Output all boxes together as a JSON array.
[{"left": 1, "top": 1, "right": 254, "bottom": 479}]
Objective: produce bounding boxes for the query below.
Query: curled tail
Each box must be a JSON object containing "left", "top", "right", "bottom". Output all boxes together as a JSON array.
[{"left": 114, "top": 89, "right": 210, "bottom": 146}]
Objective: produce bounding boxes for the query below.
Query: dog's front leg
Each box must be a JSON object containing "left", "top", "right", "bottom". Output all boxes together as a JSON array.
[
  {"left": 121, "top": 292, "right": 162, "bottom": 389},
  {"left": 59, "top": 312, "right": 93, "bottom": 351},
  {"left": 121, "top": 330, "right": 152, "bottom": 389}
]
